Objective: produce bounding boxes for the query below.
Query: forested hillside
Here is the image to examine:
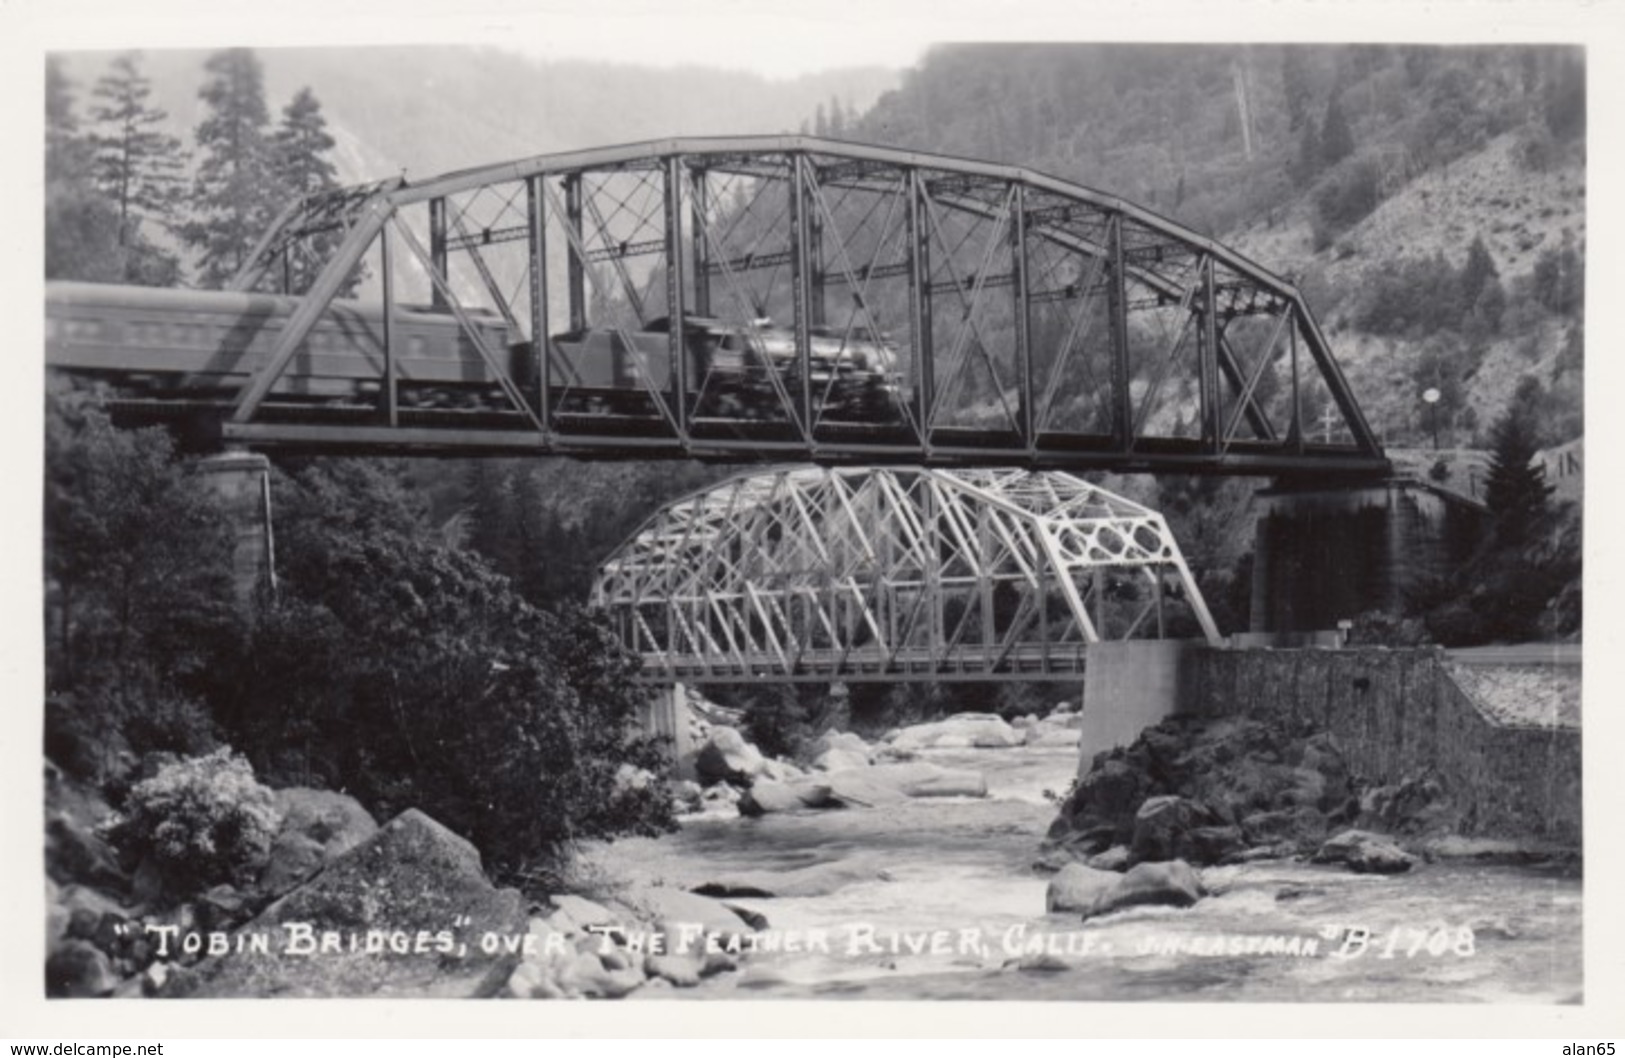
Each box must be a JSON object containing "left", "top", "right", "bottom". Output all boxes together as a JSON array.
[{"left": 853, "top": 44, "right": 1585, "bottom": 449}]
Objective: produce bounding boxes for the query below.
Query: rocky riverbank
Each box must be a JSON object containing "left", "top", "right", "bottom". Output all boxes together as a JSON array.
[{"left": 44, "top": 699, "right": 1580, "bottom": 1000}]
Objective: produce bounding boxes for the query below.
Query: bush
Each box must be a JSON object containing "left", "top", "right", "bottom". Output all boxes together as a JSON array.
[
  {"left": 103, "top": 748, "right": 281, "bottom": 897},
  {"left": 223, "top": 461, "right": 675, "bottom": 886}
]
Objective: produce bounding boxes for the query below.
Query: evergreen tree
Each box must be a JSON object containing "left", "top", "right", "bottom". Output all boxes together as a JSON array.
[
  {"left": 1319, "top": 93, "right": 1354, "bottom": 167},
  {"left": 1483, "top": 398, "right": 1552, "bottom": 546},
  {"left": 45, "top": 58, "right": 128, "bottom": 283},
  {"left": 828, "top": 94, "right": 847, "bottom": 138},
  {"left": 84, "top": 52, "right": 186, "bottom": 285},
  {"left": 88, "top": 53, "right": 188, "bottom": 240},
  {"left": 270, "top": 86, "right": 354, "bottom": 294},
  {"left": 185, "top": 48, "right": 279, "bottom": 289}
]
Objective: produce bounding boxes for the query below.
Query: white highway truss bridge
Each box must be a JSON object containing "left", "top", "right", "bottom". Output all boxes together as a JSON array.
[{"left": 592, "top": 465, "right": 1219, "bottom": 683}]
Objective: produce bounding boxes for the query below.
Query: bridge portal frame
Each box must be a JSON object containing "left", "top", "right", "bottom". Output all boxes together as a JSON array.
[{"left": 213, "top": 135, "right": 1384, "bottom": 477}]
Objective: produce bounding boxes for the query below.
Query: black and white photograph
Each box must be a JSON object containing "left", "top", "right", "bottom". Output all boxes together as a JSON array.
[{"left": 7, "top": 0, "right": 1622, "bottom": 1041}]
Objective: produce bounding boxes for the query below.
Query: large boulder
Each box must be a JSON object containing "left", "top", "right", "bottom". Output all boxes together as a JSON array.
[
  {"left": 887, "top": 714, "right": 1023, "bottom": 752},
  {"left": 1082, "top": 860, "right": 1206, "bottom": 920},
  {"left": 257, "top": 788, "right": 379, "bottom": 899},
  {"left": 1045, "top": 864, "right": 1120, "bottom": 914},
  {"left": 1312, "top": 830, "right": 1416, "bottom": 874},
  {"left": 694, "top": 726, "right": 767, "bottom": 786},
  {"left": 166, "top": 809, "right": 526, "bottom": 998}
]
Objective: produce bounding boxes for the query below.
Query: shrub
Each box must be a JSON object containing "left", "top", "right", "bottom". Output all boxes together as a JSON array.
[{"left": 103, "top": 748, "right": 281, "bottom": 897}]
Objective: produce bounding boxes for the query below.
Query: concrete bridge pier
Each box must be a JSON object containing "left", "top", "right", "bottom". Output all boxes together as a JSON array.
[
  {"left": 1076, "top": 640, "right": 1201, "bottom": 775},
  {"left": 1250, "top": 479, "right": 1485, "bottom": 634},
  {"left": 638, "top": 682, "right": 699, "bottom": 780},
  {"left": 194, "top": 450, "right": 276, "bottom": 606}
]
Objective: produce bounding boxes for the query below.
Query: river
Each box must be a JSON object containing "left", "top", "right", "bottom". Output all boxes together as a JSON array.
[{"left": 584, "top": 744, "right": 1582, "bottom": 1003}]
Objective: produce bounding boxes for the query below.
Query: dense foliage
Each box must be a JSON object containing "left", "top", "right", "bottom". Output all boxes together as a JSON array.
[
  {"left": 44, "top": 390, "right": 242, "bottom": 778},
  {"left": 224, "top": 460, "right": 675, "bottom": 879},
  {"left": 45, "top": 393, "right": 676, "bottom": 883}
]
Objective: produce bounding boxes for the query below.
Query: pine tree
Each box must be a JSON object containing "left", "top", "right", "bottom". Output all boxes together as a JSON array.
[
  {"left": 1484, "top": 399, "right": 1552, "bottom": 546},
  {"left": 185, "top": 49, "right": 279, "bottom": 289},
  {"left": 88, "top": 52, "right": 188, "bottom": 241},
  {"left": 81, "top": 52, "right": 187, "bottom": 285},
  {"left": 270, "top": 87, "right": 353, "bottom": 295}
]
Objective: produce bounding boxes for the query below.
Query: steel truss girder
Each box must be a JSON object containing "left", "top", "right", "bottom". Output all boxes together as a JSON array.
[
  {"left": 592, "top": 465, "right": 1221, "bottom": 683},
  {"left": 196, "top": 136, "right": 1384, "bottom": 473}
]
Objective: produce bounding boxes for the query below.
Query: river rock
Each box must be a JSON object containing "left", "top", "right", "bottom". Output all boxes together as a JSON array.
[
  {"left": 693, "top": 861, "right": 885, "bottom": 899},
  {"left": 257, "top": 787, "right": 378, "bottom": 899},
  {"left": 811, "top": 747, "right": 872, "bottom": 772},
  {"left": 888, "top": 714, "right": 1022, "bottom": 752},
  {"left": 758, "top": 758, "right": 807, "bottom": 783},
  {"left": 1358, "top": 773, "right": 1457, "bottom": 835},
  {"left": 45, "top": 813, "right": 126, "bottom": 892},
  {"left": 1086, "top": 846, "right": 1132, "bottom": 872},
  {"left": 737, "top": 778, "right": 833, "bottom": 816},
  {"left": 1082, "top": 860, "right": 1206, "bottom": 920},
  {"left": 1130, "top": 795, "right": 1220, "bottom": 864},
  {"left": 1241, "top": 806, "right": 1329, "bottom": 849},
  {"left": 1045, "top": 863, "right": 1120, "bottom": 913},
  {"left": 810, "top": 730, "right": 873, "bottom": 760},
  {"left": 46, "top": 938, "right": 118, "bottom": 997},
  {"left": 1312, "top": 829, "right": 1416, "bottom": 874},
  {"left": 621, "top": 887, "right": 755, "bottom": 948},
  {"left": 645, "top": 951, "right": 702, "bottom": 988},
  {"left": 1026, "top": 725, "right": 1083, "bottom": 747},
  {"left": 166, "top": 809, "right": 527, "bottom": 998},
  {"left": 549, "top": 894, "right": 620, "bottom": 933},
  {"left": 672, "top": 780, "right": 704, "bottom": 812},
  {"left": 694, "top": 726, "right": 767, "bottom": 786}
]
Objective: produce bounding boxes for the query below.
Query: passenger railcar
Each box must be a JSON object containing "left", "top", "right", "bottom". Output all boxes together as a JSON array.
[{"left": 45, "top": 281, "right": 514, "bottom": 409}]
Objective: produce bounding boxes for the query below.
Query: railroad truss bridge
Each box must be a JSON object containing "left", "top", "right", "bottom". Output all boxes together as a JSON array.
[{"left": 48, "top": 135, "right": 1387, "bottom": 479}]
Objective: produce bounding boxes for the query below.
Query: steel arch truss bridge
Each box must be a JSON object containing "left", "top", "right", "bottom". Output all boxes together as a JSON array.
[
  {"left": 192, "top": 137, "right": 1379, "bottom": 474},
  {"left": 592, "top": 466, "right": 1220, "bottom": 683}
]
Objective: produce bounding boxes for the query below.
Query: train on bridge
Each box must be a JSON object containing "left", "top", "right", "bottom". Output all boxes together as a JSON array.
[{"left": 45, "top": 280, "right": 905, "bottom": 426}]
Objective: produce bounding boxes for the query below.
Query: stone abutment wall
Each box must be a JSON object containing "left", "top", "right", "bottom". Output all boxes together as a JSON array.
[{"left": 1189, "top": 648, "right": 1580, "bottom": 844}]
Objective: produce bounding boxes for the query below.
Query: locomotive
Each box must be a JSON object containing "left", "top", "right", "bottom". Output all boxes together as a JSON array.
[
  {"left": 44, "top": 281, "right": 906, "bottom": 424},
  {"left": 533, "top": 315, "right": 905, "bottom": 422}
]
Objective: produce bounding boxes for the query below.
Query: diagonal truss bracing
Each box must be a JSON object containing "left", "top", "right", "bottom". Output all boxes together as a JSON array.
[
  {"left": 156, "top": 135, "right": 1387, "bottom": 475},
  {"left": 592, "top": 466, "right": 1221, "bottom": 683}
]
